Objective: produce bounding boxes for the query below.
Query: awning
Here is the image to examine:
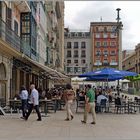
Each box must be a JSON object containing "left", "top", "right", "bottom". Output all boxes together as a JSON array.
[{"left": 22, "top": 55, "right": 69, "bottom": 80}]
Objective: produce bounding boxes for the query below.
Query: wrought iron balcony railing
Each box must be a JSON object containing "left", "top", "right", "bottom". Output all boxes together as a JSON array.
[
  {"left": 0, "top": 18, "right": 21, "bottom": 52},
  {"left": 0, "top": 18, "right": 39, "bottom": 62}
]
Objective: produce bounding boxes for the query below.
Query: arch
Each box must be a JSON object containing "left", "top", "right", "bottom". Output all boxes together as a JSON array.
[{"left": 0, "top": 63, "right": 6, "bottom": 80}]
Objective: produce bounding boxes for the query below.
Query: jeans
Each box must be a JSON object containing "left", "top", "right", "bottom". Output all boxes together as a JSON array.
[{"left": 21, "top": 99, "right": 28, "bottom": 117}]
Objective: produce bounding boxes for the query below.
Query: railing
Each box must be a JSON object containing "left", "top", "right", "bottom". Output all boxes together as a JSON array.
[
  {"left": 0, "top": 18, "right": 39, "bottom": 62},
  {"left": 0, "top": 18, "right": 21, "bottom": 52}
]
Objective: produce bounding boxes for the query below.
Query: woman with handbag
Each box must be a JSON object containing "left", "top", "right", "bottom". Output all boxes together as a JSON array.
[{"left": 64, "top": 83, "right": 75, "bottom": 121}]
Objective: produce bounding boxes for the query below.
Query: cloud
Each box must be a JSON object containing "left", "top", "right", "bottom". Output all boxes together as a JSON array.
[{"left": 64, "top": 1, "right": 140, "bottom": 50}]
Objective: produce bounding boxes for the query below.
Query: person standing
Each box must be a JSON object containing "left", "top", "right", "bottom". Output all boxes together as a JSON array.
[
  {"left": 81, "top": 84, "right": 96, "bottom": 124},
  {"left": 20, "top": 86, "right": 28, "bottom": 119},
  {"left": 25, "top": 84, "right": 42, "bottom": 121},
  {"left": 64, "top": 84, "right": 75, "bottom": 121}
]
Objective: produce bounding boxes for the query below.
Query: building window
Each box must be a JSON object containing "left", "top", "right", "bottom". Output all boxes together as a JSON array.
[
  {"left": 67, "top": 67, "right": 73, "bottom": 73},
  {"left": 104, "top": 27, "right": 107, "bottom": 32},
  {"left": 78, "top": 32, "right": 82, "bottom": 37},
  {"left": 111, "top": 58, "right": 116, "bottom": 62},
  {"left": 67, "top": 60, "right": 71, "bottom": 64},
  {"left": 71, "top": 32, "right": 75, "bottom": 37},
  {"left": 81, "top": 59, "right": 86, "bottom": 64},
  {"left": 110, "top": 33, "right": 117, "bottom": 38},
  {"left": 74, "top": 42, "right": 78, "bottom": 48},
  {"left": 110, "top": 41, "right": 116, "bottom": 47},
  {"left": 67, "top": 50, "right": 71, "bottom": 57},
  {"left": 74, "top": 67, "right": 78, "bottom": 73},
  {"left": 81, "top": 42, "right": 86, "bottom": 48},
  {"left": 14, "top": 20, "right": 18, "bottom": 35},
  {"left": 103, "top": 41, "right": 107, "bottom": 47},
  {"left": 96, "top": 50, "right": 101, "bottom": 56},
  {"left": 103, "top": 33, "right": 108, "bottom": 38},
  {"left": 22, "top": 34, "right": 30, "bottom": 45},
  {"left": 74, "top": 50, "right": 78, "bottom": 57},
  {"left": 82, "top": 67, "right": 86, "bottom": 73},
  {"left": 96, "top": 41, "right": 100, "bottom": 47},
  {"left": 67, "top": 42, "right": 71, "bottom": 48},
  {"left": 96, "top": 27, "right": 98, "bottom": 32},
  {"left": 95, "top": 33, "right": 100, "bottom": 38},
  {"left": 103, "top": 50, "right": 108, "bottom": 55},
  {"left": 110, "top": 50, "right": 116, "bottom": 55},
  {"left": 68, "top": 33, "right": 71, "bottom": 37},
  {"left": 81, "top": 50, "right": 86, "bottom": 57},
  {"left": 74, "top": 59, "right": 78, "bottom": 63},
  {"left": 6, "top": 7, "right": 12, "bottom": 29}
]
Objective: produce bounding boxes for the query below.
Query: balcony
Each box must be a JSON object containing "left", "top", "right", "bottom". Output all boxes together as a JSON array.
[
  {"left": 95, "top": 53, "right": 101, "bottom": 56},
  {"left": 94, "top": 62, "right": 102, "bottom": 66},
  {"left": 0, "top": 18, "right": 21, "bottom": 52},
  {"left": 103, "top": 61, "right": 109, "bottom": 66},
  {"left": 0, "top": 18, "right": 39, "bottom": 62},
  {"left": 14, "top": 2, "right": 31, "bottom": 12},
  {"left": 110, "top": 62, "right": 118, "bottom": 66},
  {"left": 110, "top": 53, "right": 116, "bottom": 56}
]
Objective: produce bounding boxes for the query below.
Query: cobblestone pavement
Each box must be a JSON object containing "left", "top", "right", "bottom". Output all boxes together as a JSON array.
[{"left": 0, "top": 110, "right": 140, "bottom": 140}]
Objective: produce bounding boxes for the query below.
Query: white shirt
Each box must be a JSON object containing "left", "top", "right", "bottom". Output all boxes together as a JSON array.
[
  {"left": 20, "top": 90, "right": 28, "bottom": 100},
  {"left": 97, "top": 95, "right": 108, "bottom": 105},
  {"left": 31, "top": 88, "right": 39, "bottom": 105}
]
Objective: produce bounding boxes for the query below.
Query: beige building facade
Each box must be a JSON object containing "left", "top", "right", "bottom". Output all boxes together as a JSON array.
[{"left": 0, "top": 1, "right": 67, "bottom": 106}]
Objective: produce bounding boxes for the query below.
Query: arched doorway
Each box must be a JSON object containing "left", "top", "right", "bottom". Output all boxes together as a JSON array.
[{"left": 0, "top": 63, "right": 6, "bottom": 106}]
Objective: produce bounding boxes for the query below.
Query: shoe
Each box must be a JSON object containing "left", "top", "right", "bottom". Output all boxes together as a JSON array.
[
  {"left": 71, "top": 115, "right": 74, "bottom": 120},
  {"left": 65, "top": 118, "right": 70, "bottom": 121},
  {"left": 91, "top": 122, "right": 96, "bottom": 125},
  {"left": 20, "top": 117, "right": 25, "bottom": 119},
  {"left": 24, "top": 117, "right": 28, "bottom": 121},
  {"left": 81, "top": 120, "right": 86, "bottom": 124},
  {"left": 37, "top": 119, "right": 42, "bottom": 121}
]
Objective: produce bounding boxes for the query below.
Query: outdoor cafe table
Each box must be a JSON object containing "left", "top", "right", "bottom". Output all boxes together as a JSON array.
[
  {"left": 39, "top": 99, "right": 56, "bottom": 115},
  {"left": 9, "top": 99, "right": 21, "bottom": 112}
]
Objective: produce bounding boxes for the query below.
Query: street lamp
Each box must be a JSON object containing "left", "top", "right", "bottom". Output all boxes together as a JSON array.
[
  {"left": 116, "top": 8, "right": 123, "bottom": 70},
  {"left": 116, "top": 8, "right": 123, "bottom": 95}
]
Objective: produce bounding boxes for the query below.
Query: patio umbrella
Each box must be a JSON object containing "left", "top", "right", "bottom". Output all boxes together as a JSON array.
[
  {"left": 79, "top": 68, "right": 137, "bottom": 79},
  {"left": 85, "top": 75, "right": 123, "bottom": 82}
]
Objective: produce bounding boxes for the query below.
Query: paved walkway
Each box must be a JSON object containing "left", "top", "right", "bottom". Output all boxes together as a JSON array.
[{"left": 0, "top": 110, "right": 140, "bottom": 140}]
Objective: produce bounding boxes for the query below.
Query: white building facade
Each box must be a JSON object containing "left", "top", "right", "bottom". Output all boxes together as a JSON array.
[{"left": 64, "top": 30, "right": 91, "bottom": 77}]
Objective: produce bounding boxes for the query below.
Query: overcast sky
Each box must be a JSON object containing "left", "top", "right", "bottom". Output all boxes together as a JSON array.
[{"left": 64, "top": 1, "right": 140, "bottom": 50}]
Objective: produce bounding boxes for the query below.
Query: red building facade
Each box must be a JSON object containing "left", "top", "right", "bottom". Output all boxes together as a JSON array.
[{"left": 90, "top": 22, "right": 122, "bottom": 70}]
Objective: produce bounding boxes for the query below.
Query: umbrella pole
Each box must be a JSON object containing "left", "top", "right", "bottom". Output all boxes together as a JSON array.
[{"left": 117, "top": 80, "right": 120, "bottom": 95}]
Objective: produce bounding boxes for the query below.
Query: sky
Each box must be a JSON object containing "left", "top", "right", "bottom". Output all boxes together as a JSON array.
[{"left": 64, "top": 1, "right": 140, "bottom": 50}]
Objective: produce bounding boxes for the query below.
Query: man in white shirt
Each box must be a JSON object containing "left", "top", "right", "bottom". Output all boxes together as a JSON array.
[
  {"left": 97, "top": 94, "right": 108, "bottom": 105},
  {"left": 25, "top": 84, "right": 41, "bottom": 121},
  {"left": 96, "top": 93, "right": 108, "bottom": 113}
]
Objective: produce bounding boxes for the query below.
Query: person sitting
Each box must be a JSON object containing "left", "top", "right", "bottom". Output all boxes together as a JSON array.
[
  {"left": 96, "top": 93, "right": 108, "bottom": 113},
  {"left": 79, "top": 91, "right": 85, "bottom": 101}
]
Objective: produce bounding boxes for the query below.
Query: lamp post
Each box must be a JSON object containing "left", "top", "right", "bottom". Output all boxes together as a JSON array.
[
  {"left": 116, "top": 8, "right": 123, "bottom": 95},
  {"left": 116, "top": 8, "right": 123, "bottom": 70}
]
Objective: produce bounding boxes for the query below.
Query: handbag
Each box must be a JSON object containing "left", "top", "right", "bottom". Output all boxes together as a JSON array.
[{"left": 85, "top": 103, "right": 91, "bottom": 113}]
